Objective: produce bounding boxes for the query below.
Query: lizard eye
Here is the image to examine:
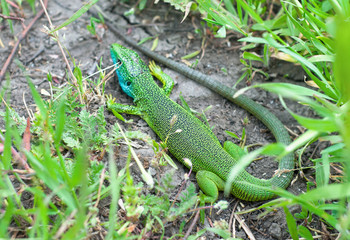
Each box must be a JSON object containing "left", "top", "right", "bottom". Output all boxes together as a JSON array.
[
  {"left": 116, "top": 59, "right": 122, "bottom": 66},
  {"left": 126, "top": 81, "right": 131, "bottom": 86}
]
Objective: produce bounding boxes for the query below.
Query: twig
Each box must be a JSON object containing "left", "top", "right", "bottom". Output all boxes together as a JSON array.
[
  {"left": 38, "top": 0, "right": 83, "bottom": 104},
  {"left": 25, "top": 46, "right": 45, "bottom": 64},
  {"left": 234, "top": 213, "right": 256, "bottom": 240},
  {"left": 228, "top": 201, "right": 238, "bottom": 237},
  {"left": 0, "top": 13, "right": 24, "bottom": 22},
  {"left": 267, "top": 0, "right": 275, "bottom": 20},
  {"left": 0, "top": 0, "right": 48, "bottom": 82},
  {"left": 54, "top": 210, "right": 78, "bottom": 238},
  {"left": 93, "top": 168, "right": 106, "bottom": 208},
  {"left": 170, "top": 161, "right": 193, "bottom": 209},
  {"left": 183, "top": 209, "right": 200, "bottom": 240},
  {"left": 285, "top": 125, "right": 299, "bottom": 137}
]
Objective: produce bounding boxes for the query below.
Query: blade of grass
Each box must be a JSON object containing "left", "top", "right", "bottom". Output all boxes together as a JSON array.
[
  {"left": 106, "top": 147, "right": 124, "bottom": 240},
  {"left": 54, "top": 91, "right": 67, "bottom": 145},
  {"left": 49, "top": 0, "right": 99, "bottom": 33},
  {"left": 283, "top": 206, "right": 298, "bottom": 240}
]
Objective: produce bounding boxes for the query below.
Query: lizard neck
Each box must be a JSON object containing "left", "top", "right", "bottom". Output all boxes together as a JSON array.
[{"left": 132, "top": 74, "right": 167, "bottom": 106}]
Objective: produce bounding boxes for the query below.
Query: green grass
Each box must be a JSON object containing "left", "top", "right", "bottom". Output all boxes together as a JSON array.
[
  {"left": 170, "top": 0, "right": 349, "bottom": 238},
  {"left": 1, "top": 0, "right": 350, "bottom": 239},
  {"left": 0, "top": 67, "right": 202, "bottom": 238}
]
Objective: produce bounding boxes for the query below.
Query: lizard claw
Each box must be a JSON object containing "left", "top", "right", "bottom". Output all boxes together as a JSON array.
[
  {"left": 106, "top": 94, "right": 116, "bottom": 107},
  {"left": 149, "top": 60, "right": 162, "bottom": 76}
]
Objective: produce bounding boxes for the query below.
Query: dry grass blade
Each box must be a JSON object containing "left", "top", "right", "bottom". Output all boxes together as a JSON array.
[{"left": 234, "top": 213, "right": 256, "bottom": 240}]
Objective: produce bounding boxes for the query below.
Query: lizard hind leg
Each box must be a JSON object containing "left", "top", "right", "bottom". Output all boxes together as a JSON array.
[
  {"left": 196, "top": 170, "right": 225, "bottom": 203},
  {"left": 223, "top": 141, "right": 246, "bottom": 161},
  {"left": 149, "top": 61, "right": 174, "bottom": 96}
]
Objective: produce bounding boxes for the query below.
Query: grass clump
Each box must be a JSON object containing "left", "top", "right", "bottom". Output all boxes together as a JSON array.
[{"left": 162, "top": 0, "right": 350, "bottom": 238}]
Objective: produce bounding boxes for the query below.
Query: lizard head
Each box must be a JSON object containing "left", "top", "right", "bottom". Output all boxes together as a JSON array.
[{"left": 110, "top": 43, "right": 149, "bottom": 99}]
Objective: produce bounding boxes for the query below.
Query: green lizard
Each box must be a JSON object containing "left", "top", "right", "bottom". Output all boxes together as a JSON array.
[{"left": 107, "top": 43, "right": 294, "bottom": 202}]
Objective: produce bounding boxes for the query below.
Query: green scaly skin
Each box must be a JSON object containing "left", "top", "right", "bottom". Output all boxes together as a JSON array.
[{"left": 108, "top": 43, "right": 294, "bottom": 202}]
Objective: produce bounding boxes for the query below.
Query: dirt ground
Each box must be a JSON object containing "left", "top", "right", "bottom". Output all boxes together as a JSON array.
[{"left": 1, "top": 0, "right": 327, "bottom": 239}]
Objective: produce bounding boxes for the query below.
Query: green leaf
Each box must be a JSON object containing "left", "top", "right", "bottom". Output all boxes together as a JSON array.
[
  {"left": 321, "top": 143, "right": 345, "bottom": 155},
  {"left": 50, "top": 0, "right": 99, "bottom": 33},
  {"left": 70, "top": 148, "right": 88, "bottom": 186},
  {"left": 311, "top": 38, "right": 332, "bottom": 55},
  {"left": 241, "top": 127, "right": 245, "bottom": 140},
  {"left": 179, "top": 93, "right": 192, "bottom": 113},
  {"left": 206, "top": 227, "right": 231, "bottom": 238},
  {"left": 240, "top": 43, "right": 257, "bottom": 51},
  {"left": 308, "top": 55, "right": 334, "bottom": 63},
  {"left": 63, "top": 135, "right": 81, "bottom": 149},
  {"left": 25, "top": 151, "right": 78, "bottom": 210},
  {"left": 298, "top": 226, "right": 314, "bottom": 240},
  {"left": 281, "top": 2, "right": 314, "bottom": 39},
  {"left": 54, "top": 92, "right": 67, "bottom": 145},
  {"left": 27, "top": 79, "right": 49, "bottom": 120},
  {"left": 260, "top": 143, "right": 286, "bottom": 156},
  {"left": 0, "top": 197, "right": 15, "bottom": 236},
  {"left": 26, "top": 0, "right": 36, "bottom": 12},
  {"left": 196, "top": 0, "right": 246, "bottom": 35},
  {"left": 234, "top": 82, "right": 333, "bottom": 102},
  {"left": 161, "top": 152, "right": 178, "bottom": 169},
  {"left": 137, "top": 36, "right": 154, "bottom": 45},
  {"left": 1, "top": 0, "right": 13, "bottom": 32},
  {"left": 215, "top": 26, "right": 226, "bottom": 38},
  {"left": 335, "top": 16, "right": 350, "bottom": 102},
  {"left": 225, "top": 130, "right": 239, "bottom": 139},
  {"left": 151, "top": 37, "right": 159, "bottom": 51},
  {"left": 187, "top": 229, "right": 206, "bottom": 240},
  {"left": 236, "top": 0, "right": 264, "bottom": 24},
  {"left": 124, "top": 8, "right": 135, "bottom": 16},
  {"left": 289, "top": 114, "right": 337, "bottom": 132},
  {"left": 225, "top": 147, "right": 264, "bottom": 195},
  {"left": 257, "top": 185, "right": 338, "bottom": 228},
  {"left": 278, "top": 95, "right": 337, "bottom": 132},
  {"left": 181, "top": 50, "right": 201, "bottom": 60},
  {"left": 283, "top": 206, "right": 298, "bottom": 240},
  {"left": 300, "top": 183, "right": 350, "bottom": 201},
  {"left": 242, "top": 51, "right": 263, "bottom": 62},
  {"left": 86, "top": 17, "right": 101, "bottom": 35},
  {"left": 138, "top": 0, "right": 147, "bottom": 10},
  {"left": 106, "top": 147, "right": 124, "bottom": 240},
  {"left": 239, "top": 36, "right": 269, "bottom": 45},
  {"left": 314, "top": 160, "right": 329, "bottom": 186}
]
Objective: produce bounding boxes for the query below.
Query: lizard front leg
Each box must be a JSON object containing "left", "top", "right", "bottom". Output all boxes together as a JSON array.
[
  {"left": 107, "top": 95, "right": 143, "bottom": 116},
  {"left": 149, "top": 61, "right": 174, "bottom": 96}
]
